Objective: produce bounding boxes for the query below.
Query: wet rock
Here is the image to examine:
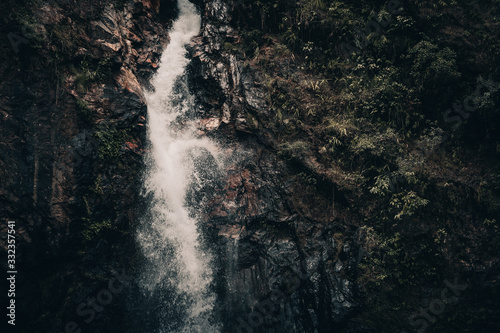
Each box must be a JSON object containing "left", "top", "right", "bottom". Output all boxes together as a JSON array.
[
  {"left": 190, "top": 1, "right": 360, "bottom": 331},
  {"left": 0, "top": 0, "right": 172, "bottom": 331}
]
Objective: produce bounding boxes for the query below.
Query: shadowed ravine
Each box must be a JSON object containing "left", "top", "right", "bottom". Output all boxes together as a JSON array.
[
  {"left": 137, "top": 1, "right": 221, "bottom": 331},
  {"left": 1, "top": 0, "right": 499, "bottom": 332}
]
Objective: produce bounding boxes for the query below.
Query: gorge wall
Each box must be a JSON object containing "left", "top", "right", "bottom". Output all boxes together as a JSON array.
[
  {"left": 1, "top": 0, "right": 499, "bottom": 332},
  {"left": 188, "top": 1, "right": 358, "bottom": 331},
  {"left": 1, "top": 0, "right": 174, "bottom": 331}
]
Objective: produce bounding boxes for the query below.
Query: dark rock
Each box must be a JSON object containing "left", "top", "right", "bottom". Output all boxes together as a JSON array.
[{"left": 188, "top": 1, "right": 360, "bottom": 331}]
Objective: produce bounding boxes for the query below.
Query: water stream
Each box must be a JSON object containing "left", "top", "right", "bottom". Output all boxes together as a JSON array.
[{"left": 137, "top": 1, "right": 220, "bottom": 331}]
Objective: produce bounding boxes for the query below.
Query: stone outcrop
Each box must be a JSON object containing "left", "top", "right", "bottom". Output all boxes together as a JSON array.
[
  {"left": 1, "top": 0, "right": 360, "bottom": 331},
  {"left": 3, "top": 0, "right": 498, "bottom": 332},
  {"left": 188, "top": 1, "right": 360, "bottom": 331},
  {"left": 0, "top": 1, "right": 173, "bottom": 331}
]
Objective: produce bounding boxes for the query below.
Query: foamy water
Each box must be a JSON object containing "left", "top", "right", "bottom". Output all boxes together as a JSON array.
[{"left": 137, "top": 1, "right": 220, "bottom": 331}]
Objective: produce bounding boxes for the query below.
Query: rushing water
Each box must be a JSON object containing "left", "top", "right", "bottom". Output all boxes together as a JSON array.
[{"left": 137, "top": 1, "right": 220, "bottom": 332}]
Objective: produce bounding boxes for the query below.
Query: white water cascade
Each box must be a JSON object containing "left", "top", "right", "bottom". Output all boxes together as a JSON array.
[{"left": 137, "top": 1, "right": 221, "bottom": 332}]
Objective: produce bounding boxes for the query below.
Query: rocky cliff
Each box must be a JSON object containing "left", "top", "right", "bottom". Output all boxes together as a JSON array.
[
  {"left": 187, "top": 1, "right": 500, "bottom": 332},
  {"left": 1, "top": 0, "right": 175, "bottom": 331},
  {"left": 1, "top": 0, "right": 499, "bottom": 332},
  {"left": 188, "top": 1, "right": 358, "bottom": 331}
]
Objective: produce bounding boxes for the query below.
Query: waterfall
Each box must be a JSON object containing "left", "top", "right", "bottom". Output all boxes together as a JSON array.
[{"left": 137, "top": 1, "right": 220, "bottom": 332}]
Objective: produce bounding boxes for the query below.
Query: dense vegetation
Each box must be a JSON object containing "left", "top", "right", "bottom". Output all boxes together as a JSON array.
[
  {"left": 1, "top": 0, "right": 499, "bottom": 332},
  {"left": 223, "top": 0, "right": 500, "bottom": 331}
]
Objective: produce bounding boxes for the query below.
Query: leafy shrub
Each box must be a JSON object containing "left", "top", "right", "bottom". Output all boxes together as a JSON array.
[
  {"left": 389, "top": 190, "right": 429, "bottom": 220},
  {"left": 81, "top": 218, "right": 112, "bottom": 242},
  {"left": 73, "top": 57, "right": 115, "bottom": 93},
  {"left": 406, "top": 40, "right": 461, "bottom": 92},
  {"left": 278, "top": 141, "right": 310, "bottom": 159},
  {"left": 94, "top": 124, "right": 132, "bottom": 162}
]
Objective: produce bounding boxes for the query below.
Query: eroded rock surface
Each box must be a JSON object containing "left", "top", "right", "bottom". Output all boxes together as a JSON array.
[
  {"left": 188, "top": 1, "right": 360, "bottom": 331},
  {"left": 0, "top": 1, "right": 173, "bottom": 330}
]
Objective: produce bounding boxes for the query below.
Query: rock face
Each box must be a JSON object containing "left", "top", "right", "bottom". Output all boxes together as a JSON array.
[
  {"left": 188, "top": 1, "right": 359, "bottom": 331},
  {"left": 0, "top": 1, "right": 173, "bottom": 331},
  {"left": 1, "top": 0, "right": 361, "bottom": 331},
  {"left": 4, "top": 0, "right": 497, "bottom": 332}
]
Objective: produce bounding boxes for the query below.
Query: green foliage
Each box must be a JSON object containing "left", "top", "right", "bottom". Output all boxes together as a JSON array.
[
  {"left": 240, "top": 29, "right": 264, "bottom": 58},
  {"left": 223, "top": 42, "right": 240, "bottom": 53},
  {"left": 359, "top": 230, "right": 440, "bottom": 288},
  {"left": 81, "top": 218, "right": 112, "bottom": 242},
  {"left": 6, "top": 1, "right": 46, "bottom": 48},
  {"left": 370, "top": 174, "right": 392, "bottom": 196},
  {"left": 296, "top": 172, "right": 317, "bottom": 190},
  {"left": 266, "top": 77, "right": 301, "bottom": 124},
  {"left": 337, "top": 61, "right": 422, "bottom": 130},
  {"left": 75, "top": 99, "right": 94, "bottom": 126},
  {"left": 350, "top": 128, "right": 399, "bottom": 158},
  {"left": 483, "top": 218, "right": 497, "bottom": 227},
  {"left": 90, "top": 174, "right": 104, "bottom": 195},
  {"left": 434, "top": 228, "right": 447, "bottom": 244},
  {"left": 82, "top": 195, "right": 92, "bottom": 216},
  {"left": 406, "top": 41, "right": 461, "bottom": 92},
  {"left": 49, "top": 22, "right": 86, "bottom": 55},
  {"left": 477, "top": 184, "right": 500, "bottom": 217},
  {"left": 233, "top": 1, "right": 499, "bottom": 331},
  {"left": 73, "top": 57, "right": 115, "bottom": 93},
  {"left": 323, "top": 118, "right": 352, "bottom": 152},
  {"left": 277, "top": 141, "right": 310, "bottom": 160},
  {"left": 389, "top": 190, "right": 429, "bottom": 220},
  {"left": 94, "top": 124, "right": 132, "bottom": 162}
]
